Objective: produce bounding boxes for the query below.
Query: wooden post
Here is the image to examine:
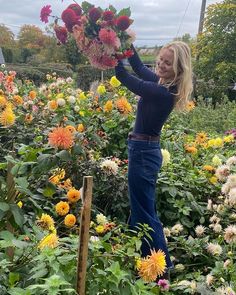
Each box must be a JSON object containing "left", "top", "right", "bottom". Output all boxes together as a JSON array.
[
  {"left": 198, "top": 0, "right": 207, "bottom": 35},
  {"left": 76, "top": 176, "right": 93, "bottom": 295}
]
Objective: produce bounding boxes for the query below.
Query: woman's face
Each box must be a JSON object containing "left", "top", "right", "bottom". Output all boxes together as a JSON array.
[{"left": 156, "top": 48, "right": 175, "bottom": 82}]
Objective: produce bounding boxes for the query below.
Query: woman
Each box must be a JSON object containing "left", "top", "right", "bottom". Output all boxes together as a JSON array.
[{"left": 115, "top": 41, "right": 193, "bottom": 274}]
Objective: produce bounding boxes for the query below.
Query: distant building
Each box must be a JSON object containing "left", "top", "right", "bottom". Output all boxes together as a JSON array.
[{"left": 0, "top": 48, "right": 5, "bottom": 64}]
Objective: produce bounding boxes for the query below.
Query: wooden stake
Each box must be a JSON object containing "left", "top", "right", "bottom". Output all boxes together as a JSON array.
[{"left": 76, "top": 176, "right": 93, "bottom": 295}]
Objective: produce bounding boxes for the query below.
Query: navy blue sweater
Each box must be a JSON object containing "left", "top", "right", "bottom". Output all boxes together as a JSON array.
[{"left": 115, "top": 48, "right": 175, "bottom": 136}]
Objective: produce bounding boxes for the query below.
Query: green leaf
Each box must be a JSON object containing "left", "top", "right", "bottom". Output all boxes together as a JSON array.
[
  {"left": 15, "top": 177, "right": 29, "bottom": 190},
  {"left": 0, "top": 202, "right": 10, "bottom": 212},
  {"left": 108, "top": 5, "right": 117, "bottom": 14},
  {"left": 9, "top": 204, "right": 24, "bottom": 228},
  {"left": 0, "top": 162, "right": 7, "bottom": 170},
  {"left": 81, "top": 1, "right": 94, "bottom": 13},
  {"left": 56, "top": 150, "right": 71, "bottom": 161},
  {"left": 43, "top": 183, "right": 56, "bottom": 198},
  {"left": 7, "top": 287, "right": 31, "bottom": 295},
  {"left": 9, "top": 272, "right": 20, "bottom": 288},
  {"left": 117, "top": 7, "right": 131, "bottom": 17},
  {"left": 0, "top": 230, "right": 15, "bottom": 241}
]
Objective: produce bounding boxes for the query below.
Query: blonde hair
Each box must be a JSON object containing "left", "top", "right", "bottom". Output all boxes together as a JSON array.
[{"left": 158, "top": 41, "right": 193, "bottom": 111}]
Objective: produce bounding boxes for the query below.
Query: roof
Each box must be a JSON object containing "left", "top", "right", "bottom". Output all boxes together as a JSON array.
[{"left": 0, "top": 48, "right": 5, "bottom": 64}]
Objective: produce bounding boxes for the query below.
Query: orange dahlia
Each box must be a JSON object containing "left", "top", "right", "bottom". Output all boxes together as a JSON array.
[
  {"left": 67, "top": 188, "right": 81, "bottom": 203},
  {"left": 48, "top": 127, "right": 74, "bottom": 149},
  {"left": 184, "top": 145, "right": 198, "bottom": 154},
  {"left": 115, "top": 97, "right": 132, "bottom": 114},
  {"left": 0, "top": 95, "right": 7, "bottom": 107},
  {"left": 55, "top": 201, "right": 70, "bottom": 216},
  {"left": 138, "top": 249, "right": 166, "bottom": 282},
  {"left": 29, "top": 90, "right": 37, "bottom": 100},
  {"left": 64, "top": 214, "right": 76, "bottom": 227},
  {"left": 13, "top": 95, "right": 23, "bottom": 105},
  {"left": 65, "top": 125, "right": 76, "bottom": 133}
]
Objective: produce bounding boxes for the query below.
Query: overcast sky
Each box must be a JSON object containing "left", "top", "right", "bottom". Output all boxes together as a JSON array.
[{"left": 0, "top": 0, "right": 221, "bottom": 46}]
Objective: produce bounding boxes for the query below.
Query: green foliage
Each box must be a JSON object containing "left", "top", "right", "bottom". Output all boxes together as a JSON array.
[
  {"left": 2, "top": 47, "right": 13, "bottom": 63},
  {"left": 76, "top": 65, "right": 114, "bottom": 90},
  {"left": 168, "top": 95, "right": 236, "bottom": 134},
  {"left": 194, "top": 0, "right": 236, "bottom": 102}
]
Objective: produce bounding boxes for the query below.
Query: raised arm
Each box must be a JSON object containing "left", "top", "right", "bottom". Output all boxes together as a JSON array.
[
  {"left": 128, "top": 45, "right": 158, "bottom": 82},
  {"left": 115, "top": 60, "right": 172, "bottom": 100}
]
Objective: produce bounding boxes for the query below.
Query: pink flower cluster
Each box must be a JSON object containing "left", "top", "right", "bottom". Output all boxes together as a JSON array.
[{"left": 40, "top": 2, "right": 135, "bottom": 70}]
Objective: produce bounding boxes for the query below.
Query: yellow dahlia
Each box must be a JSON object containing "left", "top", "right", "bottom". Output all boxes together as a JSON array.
[
  {"left": 186, "top": 101, "right": 195, "bottom": 111},
  {"left": 38, "top": 233, "right": 59, "bottom": 250},
  {"left": 48, "top": 127, "right": 74, "bottom": 149},
  {"left": 109, "top": 76, "right": 121, "bottom": 88},
  {"left": 97, "top": 85, "right": 106, "bottom": 95},
  {"left": 209, "top": 176, "right": 218, "bottom": 185},
  {"left": 55, "top": 201, "right": 70, "bottom": 216},
  {"left": 37, "top": 213, "right": 55, "bottom": 230},
  {"left": 64, "top": 214, "right": 76, "bottom": 227},
  {"left": 95, "top": 225, "right": 105, "bottom": 234},
  {"left": 195, "top": 132, "right": 207, "bottom": 144},
  {"left": 77, "top": 123, "right": 85, "bottom": 133},
  {"left": 58, "top": 178, "right": 73, "bottom": 190},
  {"left": 17, "top": 201, "right": 23, "bottom": 208},
  {"left": 103, "top": 100, "right": 113, "bottom": 112},
  {"left": 202, "top": 165, "right": 215, "bottom": 172},
  {"left": 0, "top": 107, "right": 15, "bottom": 126},
  {"left": 67, "top": 188, "right": 81, "bottom": 203},
  {"left": 138, "top": 249, "right": 166, "bottom": 282},
  {"left": 49, "top": 168, "right": 65, "bottom": 184},
  {"left": 79, "top": 92, "right": 86, "bottom": 100},
  {"left": 223, "top": 135, "right": 234, "bottom": 143}
]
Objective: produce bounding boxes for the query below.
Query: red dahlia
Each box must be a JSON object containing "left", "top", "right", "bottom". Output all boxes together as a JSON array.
[
  {"left": 61, "top": 8, "right": 80, "bottom": 32},
  {"left": 89, "top": 7, "right": 102, "bottom": 22},
  {"left": 102, "top": 10, "right": 114, "bottom": 21},
  {"left": 54, "top": 25, "right": 68, "bottom": 44},
  {"left": 68, "top": 4, "right": 82, "bottom": 16},
  {"left": 116, "top": 15, "right": 131, "bottom": 31},
  {"left": 61, "top": 8, "right": 78, "bottom": 25}
]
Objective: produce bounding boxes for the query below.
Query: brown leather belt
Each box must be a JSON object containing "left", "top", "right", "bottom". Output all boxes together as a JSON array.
[{"left": 128, "top": 132, "right": 160, "bottom": 142}]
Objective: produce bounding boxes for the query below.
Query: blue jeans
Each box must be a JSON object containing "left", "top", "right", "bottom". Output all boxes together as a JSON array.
[{"left": 128, "top": 138, "right": 173, "bottom": 269}]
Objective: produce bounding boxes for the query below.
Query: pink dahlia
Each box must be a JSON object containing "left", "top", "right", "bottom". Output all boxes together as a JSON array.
[
  {"left": 99, "top": 28, "right": 117, "bottom": 46},
  {"left": 54, "top": 25, "right": 68, "bottom": 44},
  {"left": 116, "top": 15, "right": 131, "bottom": 31},
  {"left": 157, "top": 279, "right": 170, "bottom": 291},
  {"left": 102, "top": 10, "right": 114, "bottom": 21},
  {"left": 89, "top": 7, "right": 101, "bottom": 22},
  {"left": 40, "top": 5, "right": 52, "bottom": 24},
  {"left": 68, "top": 4, "right": 82, "bottom": 16}
]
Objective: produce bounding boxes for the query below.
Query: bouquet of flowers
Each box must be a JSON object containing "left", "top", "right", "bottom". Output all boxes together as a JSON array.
[{"left": 40, "top": 1, "right": 136, "bottom": 70}]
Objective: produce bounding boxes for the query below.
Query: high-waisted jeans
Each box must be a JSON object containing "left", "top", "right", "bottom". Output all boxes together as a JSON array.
[{"left": 127, "top": 138, "right": 173, "bottom": 269}]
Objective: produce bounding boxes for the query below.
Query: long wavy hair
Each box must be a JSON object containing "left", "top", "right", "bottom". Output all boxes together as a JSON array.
[{"left": 158, "top": 41, "right": 193, "bottom": 111}]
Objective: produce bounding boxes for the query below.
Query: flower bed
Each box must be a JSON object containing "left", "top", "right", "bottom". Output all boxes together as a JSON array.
[{"left": 0, "top": 65, "right": 236, "bottom": 294}]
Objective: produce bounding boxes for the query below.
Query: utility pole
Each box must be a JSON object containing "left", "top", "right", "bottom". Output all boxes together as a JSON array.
[{"left": 198, "top": 0, "right": 207, "bottom": 34}]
